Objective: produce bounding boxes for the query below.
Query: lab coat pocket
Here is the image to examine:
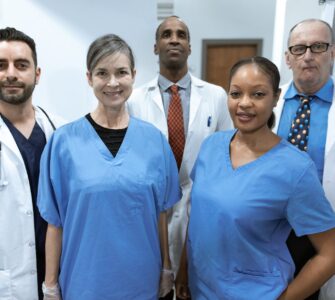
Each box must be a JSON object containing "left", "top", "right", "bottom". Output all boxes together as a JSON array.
[{"left": 0, "top": 269, "right": 12, "bottom": 299}]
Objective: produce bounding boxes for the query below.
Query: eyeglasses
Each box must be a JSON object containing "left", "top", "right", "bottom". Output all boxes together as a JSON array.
[{"left": 288, "top": 43, "right": 331, "bottom": 55}]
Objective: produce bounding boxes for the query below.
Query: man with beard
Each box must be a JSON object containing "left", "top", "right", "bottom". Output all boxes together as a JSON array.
[
  {"left": 0, "top": 27, "right": 63, "bottom": 300},
  {"left": 273, "top": 19, "right": 335, "bottom": 300},
  {"left": 127, "top": 16, "right": 232, "bottom": 299}
]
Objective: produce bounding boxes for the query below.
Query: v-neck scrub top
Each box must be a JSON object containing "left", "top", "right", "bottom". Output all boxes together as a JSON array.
[
  {"left": 37, "top": 116, "right": 180, "bottom": 300},
  {"left": 188, "top": 130, "right": 335, "bottom": 300}
]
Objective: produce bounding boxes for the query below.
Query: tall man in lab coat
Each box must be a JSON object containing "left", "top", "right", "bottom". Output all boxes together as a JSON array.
[
  {"left": 0, "top": 27, "right": 63, "bottom": 300},
  {"left": 273, "top": 19, "right": 335, "bottom": 300},
  {"left": 127, "top": 16, "right": 232, "bottom": 299}
]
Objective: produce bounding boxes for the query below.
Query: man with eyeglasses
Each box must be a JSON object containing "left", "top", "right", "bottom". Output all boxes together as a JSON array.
[{"left": 274, "top": 19, "right": 335, "bottom": 300}]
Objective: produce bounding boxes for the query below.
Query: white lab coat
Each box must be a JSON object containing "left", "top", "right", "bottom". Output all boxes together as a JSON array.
[
  {"left": 273, "top": 80, "right": 335, "bottom": 300},
  {"left": 127, "top": 74, "right": 232, "bottom": 272},
  {"left": 0, "top": 106, "right": 64, "bottom": 300}
]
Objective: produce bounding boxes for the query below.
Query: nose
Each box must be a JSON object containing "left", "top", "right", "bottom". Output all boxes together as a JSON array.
[
  {"left": 169, "top": 33, "right": 179, "bottom": 44},
  {"left": 238, "top": 95, "right": 252, "bottom": 108},
  {"left": 5, "top": 64, "right": 18, "bottom": 82},
  {"left": 107, "top": 75, "right": 119, "bottom": 87},
  {"left": 302, "top": 48, "right": 314, "bottom": 61}
]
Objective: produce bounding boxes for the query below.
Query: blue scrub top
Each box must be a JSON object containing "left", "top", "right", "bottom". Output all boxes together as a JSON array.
[
  {"left": 37, "top": 116, "right": 180, "bottom": 300},
  {"left": 188, "top": 130, "right": 335, "bottom": 300}
]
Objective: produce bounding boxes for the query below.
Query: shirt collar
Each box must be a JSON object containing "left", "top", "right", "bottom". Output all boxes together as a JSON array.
[
  {"left": 158, "top": 72, "right": 191, "bottom": 91},
  {"left": 284, "top": 77, "right": 333, "bottom": 103}
]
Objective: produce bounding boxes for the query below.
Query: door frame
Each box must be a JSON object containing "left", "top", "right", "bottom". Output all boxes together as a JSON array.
[{"left": 201, "top": 39, "right": 263, "bottom": 80}]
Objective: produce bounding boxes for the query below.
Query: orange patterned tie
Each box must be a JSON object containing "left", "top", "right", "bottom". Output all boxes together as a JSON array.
[{"left": 168, "top": 85, "right": 185, "bottom": 169}]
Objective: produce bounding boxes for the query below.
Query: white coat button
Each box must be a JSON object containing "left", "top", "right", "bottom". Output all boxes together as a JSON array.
[
  {"left": 26, "top": 210, "right": 33, "bottom": 216},
  {"left": 30, "top": 270, "right": 36, "bottom": 275},
  {"left": 28, "top": 241, "right": 35, "bottom": 247}
]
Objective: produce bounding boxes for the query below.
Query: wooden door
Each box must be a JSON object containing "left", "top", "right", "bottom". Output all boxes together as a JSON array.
[{"left": 202, "top": 40, "right": 262, "bottom": 92}]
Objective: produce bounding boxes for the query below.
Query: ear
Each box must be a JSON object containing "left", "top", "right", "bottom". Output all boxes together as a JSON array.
[
  {"left": 188, "top": 43, "right": 192, "bottom": 55},
  {"left": 35, "top": 67, "right": 41, "bottom": 85},
  {"left": 273, "top": 88, "right": 282, "bottom": 107},
  {"left": 131, "top": 69, "right": 137, "bottom": 84},
  {"left": 285, "top": 51, "right": 292, "bottom": 69},
  {"left": 86, "top": 71, "right": 93, "bottom": 87},
  {"left": 154, "top": 43, "right": 158, "bottom": 55}
]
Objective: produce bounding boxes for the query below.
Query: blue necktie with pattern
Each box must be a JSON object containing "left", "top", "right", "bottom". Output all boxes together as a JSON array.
[{"left": 288, "top": 96, "right": 311, "bottom": 151}]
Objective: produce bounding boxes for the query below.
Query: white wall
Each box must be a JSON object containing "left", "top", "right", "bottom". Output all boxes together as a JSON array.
[
  {"left": 0, "top": 0, "right": 157, "bottom": 121},
  {"left": 1, "top": 0, "right": 332, "bottom": 120},
  {"left": 174, "top": 0, "right": 277, "bottom": 78}
]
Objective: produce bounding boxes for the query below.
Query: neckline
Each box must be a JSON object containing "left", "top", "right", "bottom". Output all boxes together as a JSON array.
[
  {"left": 83, "top": 116, "right": 134, "bottom": 162},
  {"left": 226, "top": 130, "right": 283, "bottom": 172}
]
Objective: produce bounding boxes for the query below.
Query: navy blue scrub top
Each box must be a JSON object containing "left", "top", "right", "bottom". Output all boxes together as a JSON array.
[{"left": 2, "top": 115, "right": 47, "bottom": 299}]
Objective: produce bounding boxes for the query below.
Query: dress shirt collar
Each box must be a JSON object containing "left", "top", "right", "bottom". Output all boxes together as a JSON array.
[
  {"left": 284, "top": 77, "right": 333, "bottom": 103},
  {"left": 158, "top": 72, "right": 191, "bottom": 91}
]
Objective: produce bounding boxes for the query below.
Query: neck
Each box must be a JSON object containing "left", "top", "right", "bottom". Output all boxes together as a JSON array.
[
  {"left": 294, "top": 77, "right": 329, "bottom": 96},
  {"left": 0, "top": 99, "right": 35, "bottom": 124},
  {"left": 159, "top": 65, "right": 188, "bottom": 83},
  {"left": 91, "top": 104, "right": 129, "bottom": 129},
  {"left": 233, "top": 126, "right": 280, "bottom": 152}
]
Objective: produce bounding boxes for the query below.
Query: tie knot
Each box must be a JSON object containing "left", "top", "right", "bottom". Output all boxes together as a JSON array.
[
  {"left": 170, "top": 84, "right": 179, "bottom": 94},
  {"left": 299, "top": 95, "right": 313, "bottom": 104}
]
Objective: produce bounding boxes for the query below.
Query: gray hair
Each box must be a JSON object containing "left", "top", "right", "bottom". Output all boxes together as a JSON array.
[{"left": 86, "top": 34, "right": 135, "bottom": 74}]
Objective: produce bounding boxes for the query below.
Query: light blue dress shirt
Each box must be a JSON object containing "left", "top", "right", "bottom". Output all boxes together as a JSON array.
[{"left": 277, "top": 78, "right": 333, "bottom": 183}]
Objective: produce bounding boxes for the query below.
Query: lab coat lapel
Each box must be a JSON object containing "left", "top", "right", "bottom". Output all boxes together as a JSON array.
[
  {"left": 148, "top": 79, "right": 168, "bottom": 136},
  {"left": 0, "top": 116, "right": 24, "bottom": 163},
  {"left": 325, "top": 79, "right": 335, "bottom": 155},
  {"left": 188, "top": 76, "right": 203, "bottom": 135},
  {"left": 273, "top": 83, "right": 289, "bottom": 133}
]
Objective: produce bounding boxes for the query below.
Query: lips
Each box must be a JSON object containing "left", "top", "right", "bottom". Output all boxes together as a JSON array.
[
  {"left": 0, "top": 82, "right": 25, "bottom": 88},
  {"left": 103, "top": 90, "right": 122, "bottom": 96},
  {"left": 236, "top": 112, "right": 255, "bottom": 122},
  {"left": 167, "top": 47, "right": 183, "bottom": 54}
]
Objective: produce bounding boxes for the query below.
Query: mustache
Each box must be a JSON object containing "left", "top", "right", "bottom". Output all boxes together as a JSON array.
[{"left": 0, "top": 81, "right": 25, "bottom": 88}]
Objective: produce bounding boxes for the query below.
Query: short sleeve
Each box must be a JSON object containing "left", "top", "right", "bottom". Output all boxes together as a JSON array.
[
  {"left": 37, "top": 134, "right": 63, "bottom": 227},
  {"left": 158, "top": 133, "right": 181, "bottom": 211},
  {"left": 286, "top": 161, "right": 335, "bottom": 236}
]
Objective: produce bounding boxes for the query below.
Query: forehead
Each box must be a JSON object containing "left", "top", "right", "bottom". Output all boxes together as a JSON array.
[
  {"left": 94, "top": 52, "right": 131, "bottom": 69},
  {"left": 290, "top": 21, "right": 332, "bottom": 44},
  {"left": 158, "top": 18, "right": 188, "bottom": 34},
  {"left": 231, "top": 64, "right": 272, "bottom": 85},
  {"left": 0, "top": 41, "right": 33, "bottom": 61}
]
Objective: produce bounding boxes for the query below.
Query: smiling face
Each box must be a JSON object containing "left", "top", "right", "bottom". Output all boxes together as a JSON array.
[
  {"left": 0, "top": 41, "right": 40, "bottom": 105},
  {"left": 286, "top": 20, "right": 334, "bottom": 94},
  {"left": 228, "top": 63, "right": 279, "bottom": 134},
  {"left": 87, "top": 52, "right": 135, "bottom": 111},
  {"left": 154, "top": 17, "right": 191, "bottom": 76}
]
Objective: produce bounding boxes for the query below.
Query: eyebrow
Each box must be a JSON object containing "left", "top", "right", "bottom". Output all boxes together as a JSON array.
[{"left": 0, "top": 58, "right": 31, "bottom": 64}]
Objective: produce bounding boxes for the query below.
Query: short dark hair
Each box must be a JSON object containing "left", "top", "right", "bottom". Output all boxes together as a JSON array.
[
  {"left": 155, "top": 16, "right": 190, "bottom": 42},
  {"left": 87, "top": 33, "right": 135, "bottom": 74},
  {"left": 228, "top": 56, "right": 280, "bottom": 129},
  {"left": 287, "top": 19, "right": 334, "bottom": 46},
  {"left": 0, "top": 27, "right": 38, "bottom": 67}
]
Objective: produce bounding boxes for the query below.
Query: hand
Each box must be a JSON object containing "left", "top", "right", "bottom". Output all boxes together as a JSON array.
[
  {"left": 175, "top": 265, "right": 190, "bottom": 299},
  {"left": 159, "top": 268, "right": 174, "bottom": 297},
  {"left": 42, "top": 282, "right": 62, "bottom": 300}
]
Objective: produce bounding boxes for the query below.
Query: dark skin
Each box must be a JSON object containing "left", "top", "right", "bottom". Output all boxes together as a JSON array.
[
  {"left": 176, "top": 63, "right": 335, "bottom": 299},
  {"left": 154, "top": 16, "right": 191, "bottom": 83}
]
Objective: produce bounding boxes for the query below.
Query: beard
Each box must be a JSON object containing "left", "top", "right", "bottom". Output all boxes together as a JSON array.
[{"left": 0, "top": 79, "right": 36, "bottom": 105}]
